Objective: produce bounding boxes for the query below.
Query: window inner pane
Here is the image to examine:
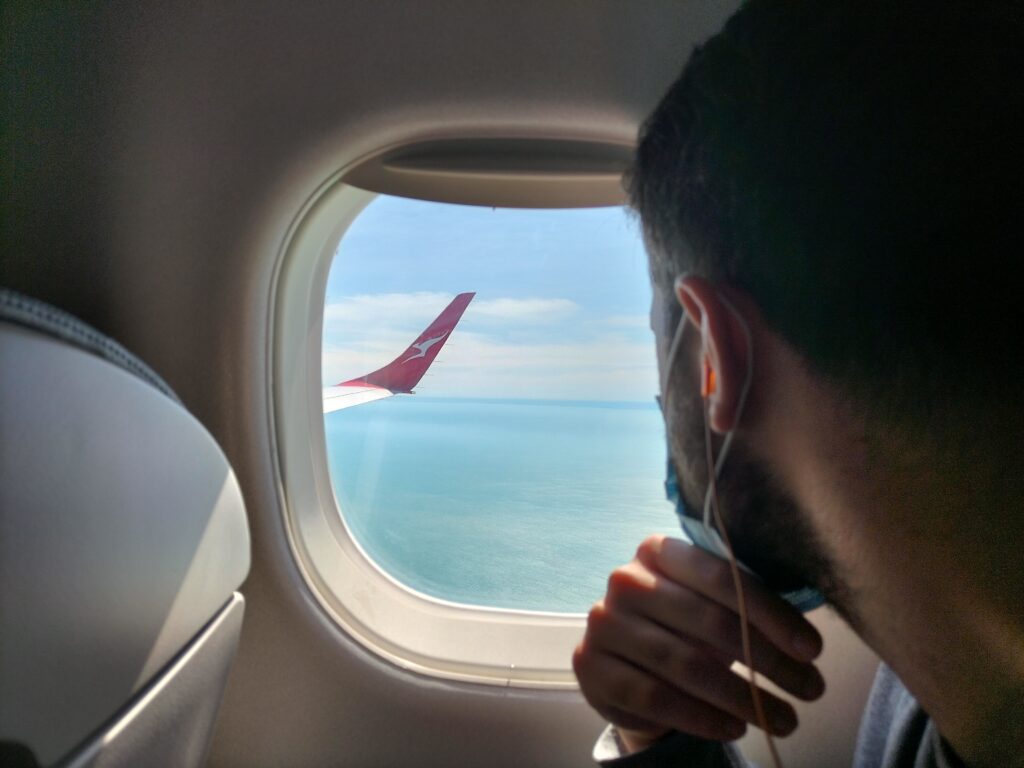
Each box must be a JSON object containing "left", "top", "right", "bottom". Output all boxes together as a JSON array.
[{"left": 322, "top": 195, "right": 671, "bottom": 612}]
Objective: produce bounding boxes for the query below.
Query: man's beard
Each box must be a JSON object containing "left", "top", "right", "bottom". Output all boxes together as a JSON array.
[{"left": 668, "top": 376, "right": 843, "bottom": 604}]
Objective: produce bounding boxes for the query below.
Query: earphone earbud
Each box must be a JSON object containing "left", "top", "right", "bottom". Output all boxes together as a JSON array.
[
  {"left": 698, "top": 314, "right": 716, "bottom": 399},
  {"left": 701, "top": 356, "right": 717, "bottom": 399}
]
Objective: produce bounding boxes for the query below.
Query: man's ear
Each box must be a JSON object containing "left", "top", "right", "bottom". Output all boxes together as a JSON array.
[{"left": 675, "top": 275, "right": 753, "bottom": 433}]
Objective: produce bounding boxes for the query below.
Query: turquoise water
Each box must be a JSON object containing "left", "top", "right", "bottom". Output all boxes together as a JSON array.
[{"left": 324, "top": 397, "right": 674, "bottom": 613}]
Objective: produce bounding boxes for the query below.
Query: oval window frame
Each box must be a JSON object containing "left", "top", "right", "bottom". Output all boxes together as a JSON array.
[{"left": 272, "top": 139, "right": 633, "bottom": 687}]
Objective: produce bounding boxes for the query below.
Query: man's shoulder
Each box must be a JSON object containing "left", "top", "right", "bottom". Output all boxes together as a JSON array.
[{"left": 854, "top": 664, "right": 967, "bottom": 768}]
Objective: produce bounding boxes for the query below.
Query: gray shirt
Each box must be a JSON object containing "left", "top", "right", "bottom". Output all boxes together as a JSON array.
[{"left": 595, "top": 665, "right": 967, "bottom": 767}]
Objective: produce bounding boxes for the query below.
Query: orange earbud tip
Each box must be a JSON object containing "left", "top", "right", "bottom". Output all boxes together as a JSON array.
[{"left": 701, "top": 359, "right": 717, "bottom": 398}]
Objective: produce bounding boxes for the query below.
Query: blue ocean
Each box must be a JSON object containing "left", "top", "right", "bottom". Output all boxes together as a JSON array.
[{"left": 325, "top": 397, "right": 674, "bottom": 613}]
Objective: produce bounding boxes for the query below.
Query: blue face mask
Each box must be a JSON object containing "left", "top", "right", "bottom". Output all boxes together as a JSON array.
[
  {"left": 656, "top": 285, "right": 825, "bottom": 614},
  {"left": 663, "top": 450, "right": 825, "bottom": 613}
]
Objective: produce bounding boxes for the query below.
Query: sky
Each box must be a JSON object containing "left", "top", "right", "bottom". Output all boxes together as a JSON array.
[{"left": 322, "top": 195, "right": 659, "bottom": 401}]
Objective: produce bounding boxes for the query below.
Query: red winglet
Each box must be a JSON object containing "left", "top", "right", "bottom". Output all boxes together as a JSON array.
[{"left": 339, "top": 292, "right": 475, "bottom": 394}]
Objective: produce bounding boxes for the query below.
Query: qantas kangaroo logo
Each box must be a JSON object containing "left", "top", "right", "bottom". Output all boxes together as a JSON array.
[{"left": 402, "top": 329, "right": 449, "bottom": 363}]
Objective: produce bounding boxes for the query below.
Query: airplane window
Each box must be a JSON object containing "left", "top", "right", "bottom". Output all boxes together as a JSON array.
[{"left": 322, "top": 194, "right": 671, "bottom": 613}]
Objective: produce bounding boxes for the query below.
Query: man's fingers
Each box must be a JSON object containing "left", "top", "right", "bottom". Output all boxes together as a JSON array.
[
  {"left": 637, "top": 536, "right": 824, "bottom": 663},
  {"left": 705, "top": 633, "right": 825, "bottom": 702},
  {"left": 590, "top": 605, "right": 799, "bottom": 736},
  {"left": 575, "top": 539, "right": 828, "bottom": 748},
  {"left": 573, "top": 647, "right": 748, "bottom": 742},
  {"left": 601, "top": 705, "right": 667, "bottom": 738},
  {"left": 606, "top": 555, "right": 825, "bottom": 701}
]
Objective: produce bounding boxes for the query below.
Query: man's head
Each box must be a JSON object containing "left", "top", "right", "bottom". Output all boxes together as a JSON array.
[
  {"left": 634, "top": 0, "right": 1024, "bottom": 613},
  {"left": 634, "top": 0, "right": 1023, "bottom": 417}
]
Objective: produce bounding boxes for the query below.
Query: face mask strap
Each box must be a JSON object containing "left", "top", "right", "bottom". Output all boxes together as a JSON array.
[
  {"left": 659, "top": 283, "right": 827, "bottom": 622},
  {"left": 701, "top": 293, "right": 754, "bottom": 531},
  {"left": 659, "top": 289, "right": 755, "bottom": 542},
  {"left": 659, "top": 308, "right": 690, "bottom": 403}
]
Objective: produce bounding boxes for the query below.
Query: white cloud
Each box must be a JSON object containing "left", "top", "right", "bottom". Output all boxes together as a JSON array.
[
  {"left": 323, "top": 329, "right": 658, "bottom": 401},
  {"left": 602, "top": 313, "right": 650, "bottom": 330},
  {"left": 323, "top": 292, "right": 578, "bottom": 333},
  {"left": 439, "top": 332, "right": 647, "bottom": 370},
  {"left": 324, "top": 292, "right": 452, "bottom": 326},
  {"left": 472, "top": 297, "right": 577, "bottom": 321},
  {"left": 320, "top": 292, "right": 656, "bottom": 400}
]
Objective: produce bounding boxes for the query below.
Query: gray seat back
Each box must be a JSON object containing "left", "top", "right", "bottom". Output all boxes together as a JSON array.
[{"left": 0, "top": 289, "right": 251, "bottom": 767}]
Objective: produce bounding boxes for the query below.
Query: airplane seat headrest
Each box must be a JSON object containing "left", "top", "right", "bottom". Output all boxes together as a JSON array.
[
  {"left": 0, "top": 288, "right": 181, "bottom": 403},
  {"left": 0, "top": 288, "right": 251, "bottom": 768}
]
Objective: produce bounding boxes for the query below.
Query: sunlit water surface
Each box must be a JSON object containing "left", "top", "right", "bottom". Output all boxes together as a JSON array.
[{"left": 325, "top": 396, "right": 673, "bottom": 613}]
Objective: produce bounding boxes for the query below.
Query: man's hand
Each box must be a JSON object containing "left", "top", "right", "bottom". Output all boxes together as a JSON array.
[{"left": 573, "top": 535, "right": 826, "bottom": 752}]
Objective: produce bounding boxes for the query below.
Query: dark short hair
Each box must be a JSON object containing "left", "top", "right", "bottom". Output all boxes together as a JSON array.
[{"left": 629, "top": 0, "right": 1024, "bottom": 420}]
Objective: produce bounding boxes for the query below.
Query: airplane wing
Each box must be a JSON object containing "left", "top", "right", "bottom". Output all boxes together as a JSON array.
[{"left": 323, "top": 292, "right": 475, "bottom": 414}]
